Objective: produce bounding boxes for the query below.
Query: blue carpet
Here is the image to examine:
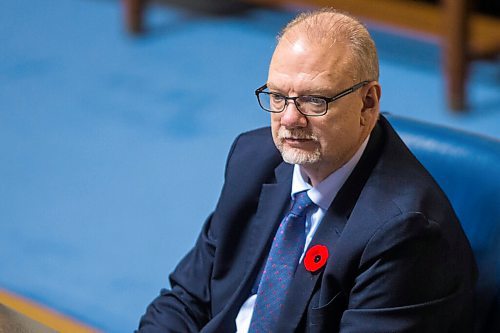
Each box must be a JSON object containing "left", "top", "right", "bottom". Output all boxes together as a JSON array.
[{"left": 0, "top": 0, "right": 498, "bottom": 331}]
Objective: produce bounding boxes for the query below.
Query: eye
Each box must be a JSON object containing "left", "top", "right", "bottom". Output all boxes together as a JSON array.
[
  {"left": 300, "top": 96, "right": 325, "bottom": 106},
  {"left": 270, "top": 93, "right": 285, "bottom": 103}
]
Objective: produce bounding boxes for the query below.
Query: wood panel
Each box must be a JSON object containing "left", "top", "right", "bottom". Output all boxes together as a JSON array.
[{"left": 248, "top": 0, "right": 500, "bottom": 53}]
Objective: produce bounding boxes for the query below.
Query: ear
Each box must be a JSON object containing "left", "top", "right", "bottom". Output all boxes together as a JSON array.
[{"left": 360, "top": 82, "right": 381, "bottom": 126}]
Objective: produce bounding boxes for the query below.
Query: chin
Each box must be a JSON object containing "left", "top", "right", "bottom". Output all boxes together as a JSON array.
[{"left": 280, "top": 147, "right": 321, "bottom": 165}]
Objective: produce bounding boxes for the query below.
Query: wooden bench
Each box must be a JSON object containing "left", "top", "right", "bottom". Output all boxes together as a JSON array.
[{"left": 122, "top": 0, "right": 500, "bottom": 111}]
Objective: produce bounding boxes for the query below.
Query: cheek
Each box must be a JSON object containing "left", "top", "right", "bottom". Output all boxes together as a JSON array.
[
  {"left": 271, "top": 116, "right": 281, "bottom": 140},
  {"left": 271, "top": 114, "right": 281, "bottom": 130},
  {"left": 271, "top": 113, "right": 281, "bottom": 123},
  {"left": 314, "top": 123, "right": 346, "bottom": 153}
]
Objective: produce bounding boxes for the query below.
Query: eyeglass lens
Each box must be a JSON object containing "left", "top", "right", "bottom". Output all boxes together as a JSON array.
[{"left": 259, "top": 93, "right": 327, "bottom": 115}]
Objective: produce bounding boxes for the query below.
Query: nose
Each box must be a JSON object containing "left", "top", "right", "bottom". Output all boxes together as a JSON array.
[{"left": 280, "top": 100, "right": 308, "bottom": 128}]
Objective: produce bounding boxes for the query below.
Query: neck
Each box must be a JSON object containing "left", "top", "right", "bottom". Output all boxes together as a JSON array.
[
  {"left": 300, "top": 134, "right": 370, "bottom": 187},
  {"left": 300, "top": 164, "right": 338, "bottom": 187}
]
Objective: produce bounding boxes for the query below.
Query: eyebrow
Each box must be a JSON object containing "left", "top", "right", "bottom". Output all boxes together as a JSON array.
[{"left": 266, "top": 84, "right": 336, "bottom": 96}]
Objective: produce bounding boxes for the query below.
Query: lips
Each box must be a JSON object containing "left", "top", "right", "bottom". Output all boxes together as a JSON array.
[
  {"left": 283, "top": 137, "right": 312, "bottom": 141},
  {"left": 283, "top": 137, "right": 315, "bottom": 147},
  {"left": 284, "top": 137, "right": 312, "bottom": 142}
]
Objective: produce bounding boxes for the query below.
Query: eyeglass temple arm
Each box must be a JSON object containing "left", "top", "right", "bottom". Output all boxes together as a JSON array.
[
  {"left": 255, "top": 84, "right": 267, "bottom": 95},
  {"left": 328, "top": 81, "right": 370, "bottom": 102}
]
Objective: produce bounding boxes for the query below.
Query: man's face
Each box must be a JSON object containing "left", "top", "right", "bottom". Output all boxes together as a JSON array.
[{"left": 268, "top": 33, "right": 371, "bottom": 180}]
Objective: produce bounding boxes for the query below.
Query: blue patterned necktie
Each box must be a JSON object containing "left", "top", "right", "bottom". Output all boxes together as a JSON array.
[{"left": 248, "top": 190, "right": 315, "bottom": 333}]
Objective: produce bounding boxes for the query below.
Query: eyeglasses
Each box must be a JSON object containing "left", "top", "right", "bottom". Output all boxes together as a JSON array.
[{"left": 255, "top": 81, "right": 370, "bottom": 116}]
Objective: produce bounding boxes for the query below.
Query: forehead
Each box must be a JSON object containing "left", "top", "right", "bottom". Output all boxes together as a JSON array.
[{"left": 268, "top": 33, "right": 353, "bottom": 92}]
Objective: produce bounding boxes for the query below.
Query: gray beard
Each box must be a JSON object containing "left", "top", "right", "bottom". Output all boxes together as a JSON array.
[
  {"left": 278, "top": 145, "right": 321, "bottom": 165},
  {"left": 276, "top": 127, "right": 321, "bottom": 165}
]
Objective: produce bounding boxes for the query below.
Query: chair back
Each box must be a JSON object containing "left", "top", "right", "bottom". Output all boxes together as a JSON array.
[{"left": 387, "top": 114, "right": 500, "bottom": 333}]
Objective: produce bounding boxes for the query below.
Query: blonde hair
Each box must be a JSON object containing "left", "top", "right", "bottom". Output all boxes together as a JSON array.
[{"left": 279, "top": 8, "right": 379, "bottom": 82}]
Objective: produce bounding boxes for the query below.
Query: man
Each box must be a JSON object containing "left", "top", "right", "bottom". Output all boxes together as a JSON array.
[{"left": 138, "top": 8, "right": 477, "bottom": 332}]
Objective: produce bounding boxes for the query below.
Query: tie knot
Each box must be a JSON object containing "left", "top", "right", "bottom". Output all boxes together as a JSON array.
[{"left": 290, "top": 191, "right": 314, "bottom": 217}]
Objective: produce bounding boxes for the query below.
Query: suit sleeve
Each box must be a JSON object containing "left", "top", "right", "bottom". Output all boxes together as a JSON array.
[{"left": 339, "top": 212, "right": 474, "bottom": 333}]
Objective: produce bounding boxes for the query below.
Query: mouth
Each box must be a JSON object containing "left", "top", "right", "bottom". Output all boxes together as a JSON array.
[{"left": 283, "top": 137, "right": 315, "bottom": 147}]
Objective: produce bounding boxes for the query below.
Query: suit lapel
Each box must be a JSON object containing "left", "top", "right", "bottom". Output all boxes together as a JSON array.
[
  {"left": 277, "top": 122, "right": 385, "bottom": 331},
  {"left": 207, "top": 162, "right": 293, "bottom": 332},
  {"left": 241, "top": 162, "right": 294, "bottom": 293},
  {"left": 277, "top": 207, "right": 343, "bottom": 331}
]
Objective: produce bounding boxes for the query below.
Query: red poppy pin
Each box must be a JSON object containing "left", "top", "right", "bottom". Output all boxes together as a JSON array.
[{"left": 304, "top": 245, "right": 329, "bottom": 273}]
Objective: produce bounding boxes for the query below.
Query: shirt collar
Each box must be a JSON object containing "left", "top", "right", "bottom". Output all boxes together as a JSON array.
[{"left": 291, "top": 135, "right": 370, "bottom": 210}]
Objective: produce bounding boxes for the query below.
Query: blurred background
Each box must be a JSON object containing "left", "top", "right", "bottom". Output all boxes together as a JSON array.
[{"left": 0, "top": 0, "right": 498, "bottom": 331}]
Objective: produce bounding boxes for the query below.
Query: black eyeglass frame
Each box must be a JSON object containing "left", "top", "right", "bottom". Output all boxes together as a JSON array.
[{"left": 254, "top": 80, "right": 370, "bottom": 116}]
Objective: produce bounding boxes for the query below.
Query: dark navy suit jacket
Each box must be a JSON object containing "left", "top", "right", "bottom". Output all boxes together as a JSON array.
[{"left": 138, "top": 116, "right": 477, "bottom": 332}]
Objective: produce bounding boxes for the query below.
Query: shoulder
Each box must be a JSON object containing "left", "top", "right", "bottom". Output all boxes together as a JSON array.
[
  {"left": 343, "top": 115, "right": 465, "bottom": 256},
  {"left": 372, "top": 115, "right": 456, "bottom": 218},
  {"left": 223, "top": 127, "right": 283, "bottom": 180},
  {"left": 228, "top": 127, "right": 276, "bottom": 159}
]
